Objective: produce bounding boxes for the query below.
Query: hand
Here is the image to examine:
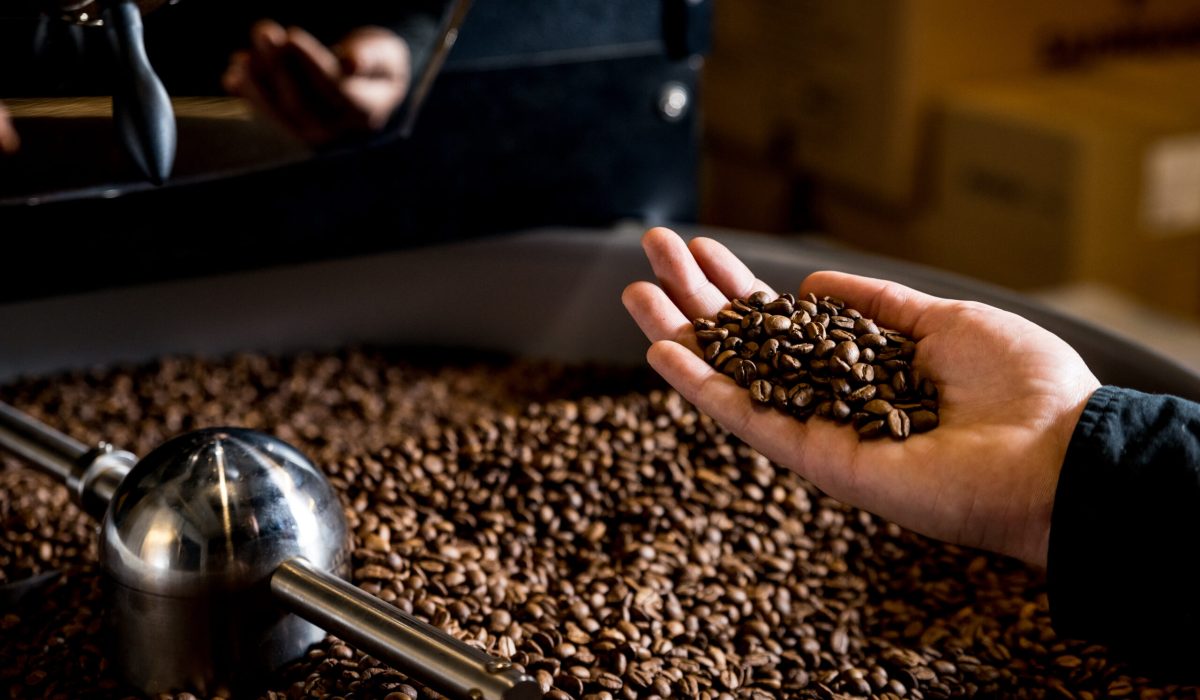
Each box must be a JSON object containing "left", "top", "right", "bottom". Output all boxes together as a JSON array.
[
  {"left": 622, "top": 227, "right": 1101, "bottom": 567},
  {"left": 223, "top": 21, "right": 412, "bottom": 146},
  {"left": 0, "top": 102, "right": 18, "bottom": 155}
]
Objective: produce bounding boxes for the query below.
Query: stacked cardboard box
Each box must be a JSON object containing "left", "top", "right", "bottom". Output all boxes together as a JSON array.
[
  {"left": 703, "top": 0, "right": 1200, "bottom": 223},
  {"left": 922, "top": 61, "right": 1200, "bottom": 316}
]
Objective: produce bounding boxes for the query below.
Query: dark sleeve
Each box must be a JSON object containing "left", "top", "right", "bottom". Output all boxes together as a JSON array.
[{"left": 1048, "top": 385, "right": 1200, "bottom": 676}]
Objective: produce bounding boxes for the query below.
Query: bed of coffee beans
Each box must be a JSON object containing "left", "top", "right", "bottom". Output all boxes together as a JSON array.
[
  {"left": 1, "top": 350, "right": 1196, "bottom": 699},
  {"left": 694, "top": 292, "right": 938, "bottom": 440}
]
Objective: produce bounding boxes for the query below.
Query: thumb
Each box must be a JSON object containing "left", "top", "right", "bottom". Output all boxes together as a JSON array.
[{"left": 337, "top": 27, "right": 410, "bottom": 80}]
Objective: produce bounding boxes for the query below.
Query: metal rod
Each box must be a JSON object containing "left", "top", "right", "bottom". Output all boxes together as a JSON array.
[
  {"left": 0, "top": 401, "right": 89, "bottom": 490},
  {"left": 272, "top": 557, "right": 540, "bottom": 700}
]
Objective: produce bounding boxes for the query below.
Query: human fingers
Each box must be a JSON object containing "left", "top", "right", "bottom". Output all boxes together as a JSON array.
[
  {"left": 282, "top": 26, "right": 354, "bottom": 114},
  {"left": 0, "top": 103, "right": 19, "bottom": 155},
  {"left": 641, "top": 227, "right": 737, "bottom": 321},
  {"left": 687, "top": 237, "right": 776, "bottom": 302},
  {"left": 800, "top": 271, "right": 945, "bottom": 338},
  {"left": 621, "top": 281, "right": 696, "bottom": 348},
  {"left": 247, "top": 21, "right": 335, "bottom": 143}
]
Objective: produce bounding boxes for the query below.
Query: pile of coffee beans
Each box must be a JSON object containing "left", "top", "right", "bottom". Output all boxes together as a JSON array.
[
  {"left": 694, "top": 292, "right": 938, "bottom": 440},
  {"left": 0, "top": 350, "right": 1195, "bottom": 699}
]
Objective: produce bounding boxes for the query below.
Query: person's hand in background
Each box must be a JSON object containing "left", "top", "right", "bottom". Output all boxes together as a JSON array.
[
  {"left": 622, "top": 227, "right": 1101, "bottom": 568},
  {"left": 223, "top": 21, "right": 411, "bottom": 147},
  {"left": 0, "top": 102, "right": 18, "bottom": 155}
]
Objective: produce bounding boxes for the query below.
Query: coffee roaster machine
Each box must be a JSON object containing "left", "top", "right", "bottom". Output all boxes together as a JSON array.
[{"left": 2, "top": 0, "right": 1200, "bottom": 697}]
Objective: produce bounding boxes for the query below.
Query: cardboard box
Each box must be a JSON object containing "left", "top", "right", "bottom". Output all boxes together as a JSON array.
[
  {"left": 704, "top": 0, "right": 1200, "bottom": 207},
  {"left": 921, "top": 73, "right": 1200, "bottom": 316}
]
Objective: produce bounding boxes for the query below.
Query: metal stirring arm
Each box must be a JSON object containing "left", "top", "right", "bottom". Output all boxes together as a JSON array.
[
  {"left": 0, "top": 401, "right": 134, "bottom": 519},
  {"left": 274, "top": 558, "right": 540, "bottom": 700}
]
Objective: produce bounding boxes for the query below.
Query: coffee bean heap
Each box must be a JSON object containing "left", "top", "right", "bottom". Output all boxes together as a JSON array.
[
  {"left": 694, "top": 291, "right": 939, "bottom": 440},
  {"left": 1, "top": 350, "right": 1195, "bottom": 700}
]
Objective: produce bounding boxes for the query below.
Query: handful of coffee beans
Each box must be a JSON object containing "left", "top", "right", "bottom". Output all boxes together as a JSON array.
[{"left": 694, "top": 291, "right": 939, "bottom": 440}]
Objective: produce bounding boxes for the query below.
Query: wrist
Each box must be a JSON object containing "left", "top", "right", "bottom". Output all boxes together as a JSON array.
[{"left": 1022, "top": 378, "right": 1101, "bottom": 568}]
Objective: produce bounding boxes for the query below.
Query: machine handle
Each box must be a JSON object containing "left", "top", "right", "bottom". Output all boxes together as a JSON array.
[
  {"left": 272, "top": 557, "right": 541, "bottom": 700},
  {"left": 104, "top": 0, "right": 175, "bottom": 184}
]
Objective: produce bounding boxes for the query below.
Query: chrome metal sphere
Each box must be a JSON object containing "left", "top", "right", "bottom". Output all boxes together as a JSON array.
[{"left": 100, "top": 428, "right": 350, "bottom": 695}]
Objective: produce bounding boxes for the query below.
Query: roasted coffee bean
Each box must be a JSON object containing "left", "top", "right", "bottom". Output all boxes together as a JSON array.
[
  {"left": 850, "top": 363, "right": 875, "bottom": 384},
  {"left": 717, "top": 309, "right": 744, "bottom": 325},
  {"left": 796, "top": 299, "right": 818, "bottom": 315},
  {"left": 704, "top": 342, "right": 722, "bottom": 363},
  {"left": 887, "top": 409, "right": 911, "bottom": 439},
  {"left": 775, "top": 353, "right": 802, "bottom": 372},
  {"left": 713, "top": 350, "right": 738, "bottom": 371},
  {"left": 830, "top": 357, "right": 852, "bottom": 375},
  {"left": 748, "top": 290, "right": 773, "bottom": 307},
  {"left": 792, "top": 343, "right": 815, "bottom": 356},
  {"left": 858, "top": 419, "right": 887, "bottom": 439},
  {"left": 857, "top": 333, "right": 888, "bottom": 349},
  {"left": 693, "top": 317, "right": 717, "bottom": 331},
  {"left": 734, "top": 359, "right": 757, "bottom": 388},
  {"left": 763, "top": 299, "right": 793, "bottom": 316},
  {"left": 759, "top": 338, "right": 781, "bottom": 361},
  {"left": 750, "top": 380, "right": 772, "bottom": 405},
  {"left": 846, "top": 384, "right": 877, "bottom": 404},
  {"left": 771, "top": 385, "right": 790, "bottom": 411},
  {"left": 833, "top": 341, "right": 860, "bottom": 366},
  {"left": 830, "top": 378, "right": 853, "bottom": 397},
  {"left": 911, "top": 410, "right": 940, "bottom": 433},
  {"left": 695, "top": 328, "right": 728, "bottom": 344},
  {"left": 864, "top": 399, "right": 894, "bottom": 416},
  {"left": 831, "top": 399, "right": 853, "bottom": 421},
  {"left": 830, "top": 315, "right": 855, "bottom": 331},
  {"left": 802, "top": 322, "right": 826, "bottom": 342},
  {"left": 829, "top": 329, "right": 857, "bottom": 343},
  {"left": 731, "top": 298, "right": 755, "bottom": 314},
  {"left": 892, "top": 370, "right": 910, "bottom": 395},
  {"left": 742, "top": 311, "right": 764, "bottom": 331},
  {"left": 739, "top": 341, "right": 760, "bottom": 359},
  {"left": 815, "top": 339, "right": 838, "bottom": 358},
  {"left": 788, "top": 384, "right": 815, "bottom": 410},
  {"left": 854, "top": 318, "right": 880, "bottom": 336},
  {"left": 765, "top": 314, "right": 792, "bottom": 335}
]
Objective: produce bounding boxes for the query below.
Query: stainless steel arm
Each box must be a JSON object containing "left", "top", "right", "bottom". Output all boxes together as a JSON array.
[
  {"left": 0, "top": 401, "right": 134, "bottom": 518},
  {"left": 272, "top": 557, "right": 541, "bottom": 700},
  {"left": 0, "top": 401, "right": 89, "bottom": 488}
]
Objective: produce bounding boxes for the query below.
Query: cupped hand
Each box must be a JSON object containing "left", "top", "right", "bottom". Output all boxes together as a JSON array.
[
  {"left": 622, "top": 227, "right": 1100, "bottom": 567},
  {"left": 223, "top": 21, "right": 411, "bottom": 146}
]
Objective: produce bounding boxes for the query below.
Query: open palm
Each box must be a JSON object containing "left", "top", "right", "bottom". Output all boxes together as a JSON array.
[{"left": 622, "top": 228, "right": 1100, "bottom": 567}]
